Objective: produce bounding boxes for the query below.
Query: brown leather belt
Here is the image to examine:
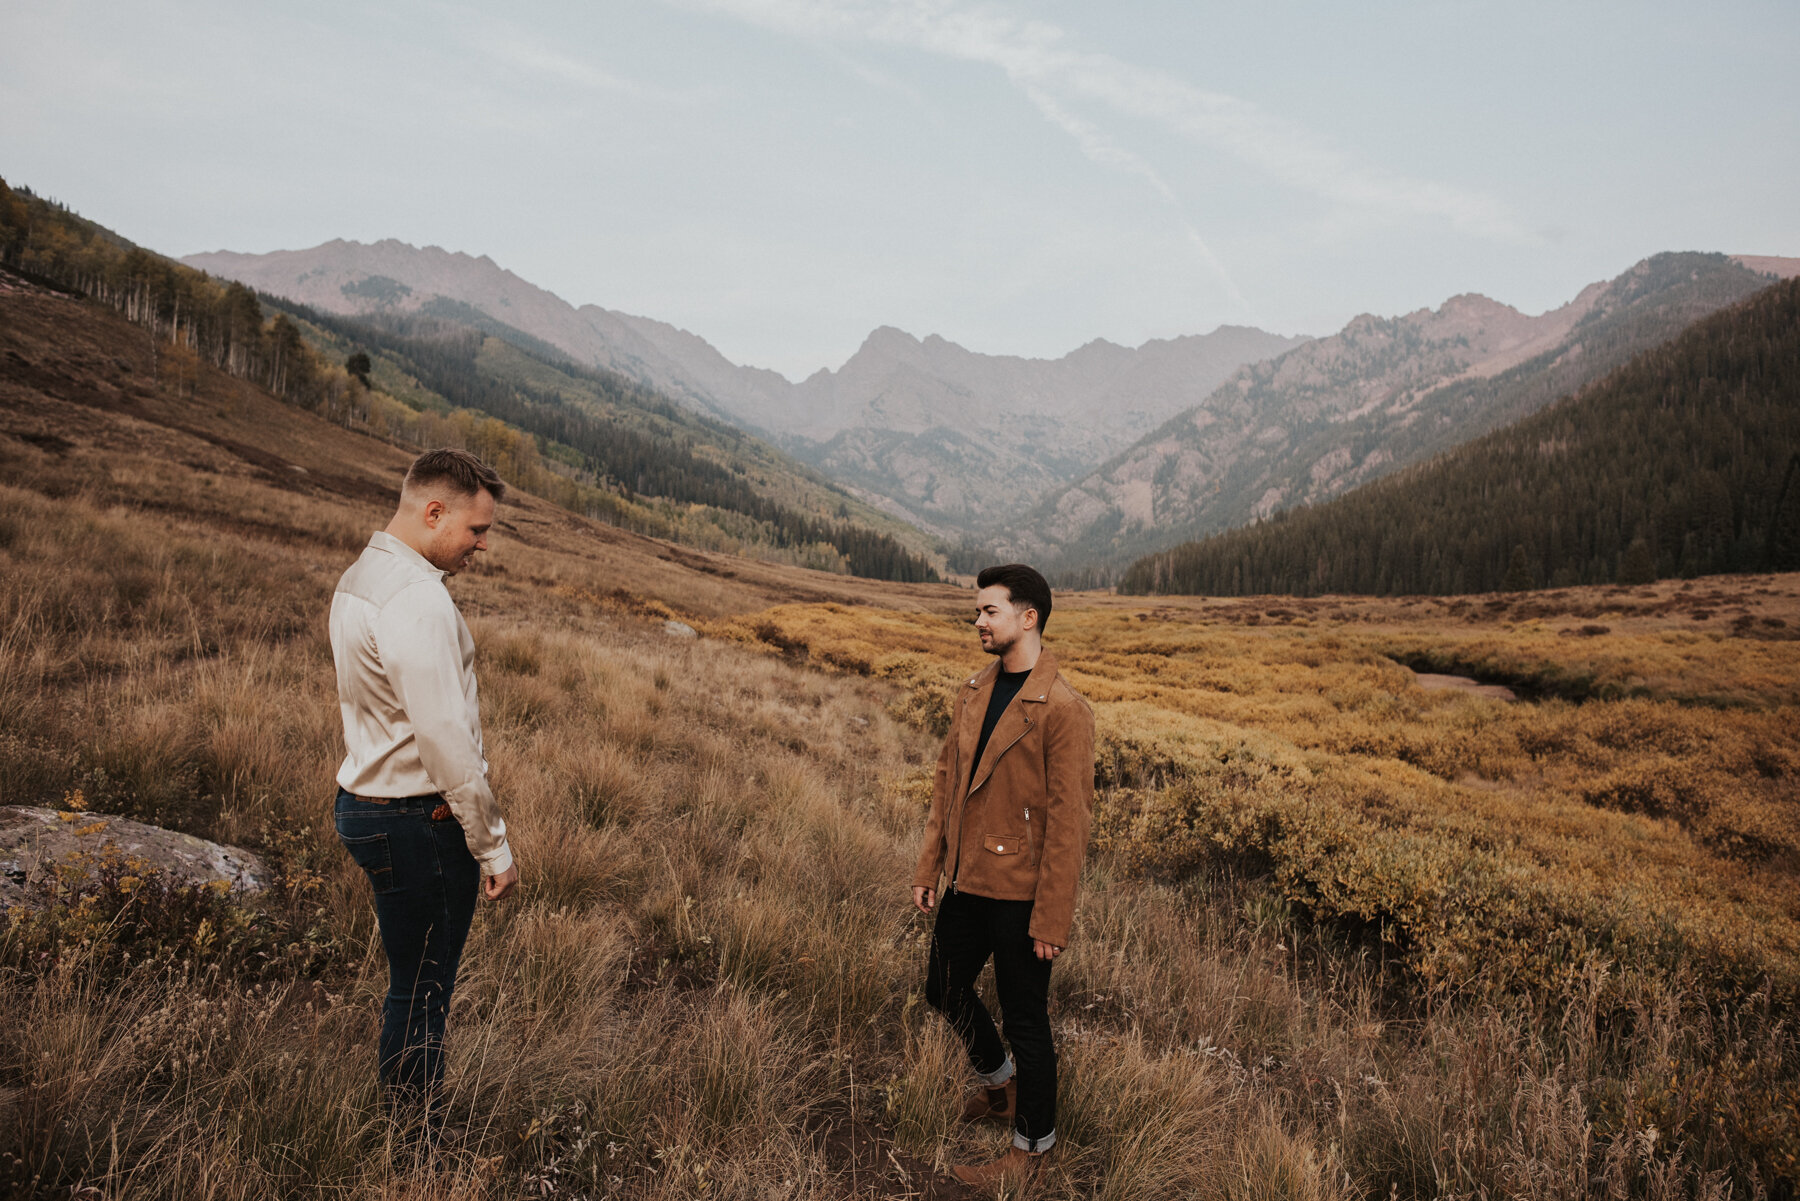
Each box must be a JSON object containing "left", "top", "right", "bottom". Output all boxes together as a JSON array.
[{"left": 352, "top": 794, "right": 453, "bottom": 821}]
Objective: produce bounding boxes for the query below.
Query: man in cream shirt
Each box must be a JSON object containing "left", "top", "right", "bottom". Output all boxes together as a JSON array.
[{"left": 330, "top": 448, "right": 519, "bottom": 1150}]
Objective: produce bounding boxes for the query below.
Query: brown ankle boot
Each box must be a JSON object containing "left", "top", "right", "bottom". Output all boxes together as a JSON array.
[
  {"left": 950, "top": 1144, "right": 1048, "bottom": 1188},
  {"left": 957, "top": 1077, "right": 1016, "bottom": 1124}
]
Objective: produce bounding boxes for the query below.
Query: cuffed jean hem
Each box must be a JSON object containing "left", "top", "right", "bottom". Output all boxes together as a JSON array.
[
  {"left": 977, "top": 1055, "right": 1016, "bottom": 1088},
  {"left": 1014, "top": 1127, "right": 1056, "bottom": 1153}
]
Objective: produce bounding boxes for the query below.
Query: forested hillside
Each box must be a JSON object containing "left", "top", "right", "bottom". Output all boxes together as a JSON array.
[
  {"left": 270, "top": 298, "right": 939, "bottom": 581},
  {"left": 1121, "top": 275, "right": 1800, "bottom": 596},
  {"left": 0, "top": 177, "right": 938, "bottom": 583},
  {"left": 1014, "top": 253, "right": 1780, "bottom": 581}
]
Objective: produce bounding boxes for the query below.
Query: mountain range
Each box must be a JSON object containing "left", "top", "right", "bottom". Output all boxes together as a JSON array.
[
  {"left": 185, "top": 240, "right": 1800, "bottom": 579},
  {"left": 181, "top": 241, "right": 1305, "bottom": 536},
  {"left": 1118, "top": 272, "right": 1800, "bottom": 597},
  {"left": 998, "top": 252, "right": 1796, "bottom": 575}
]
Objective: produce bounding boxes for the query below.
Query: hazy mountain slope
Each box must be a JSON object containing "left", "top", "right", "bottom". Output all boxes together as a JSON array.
[
  {"left": 1733, "top": 255, "right": 1800, "bottom": 280},
  {"left": 181, "top": 240, "right": 760, "bottom": 426},
  {"left": 181, "top": 240, "right": 1305, "bottom": 537},
  {"left": 1120, "top": 273, "right": 1800, "bottom": 596},
  {"left": 780, "top": 324, "right": 1308, "bottom": 536},
  {"left": 590, "top": 306, "right": 798, "bottom": 427},
  {"left": 263, "top": 298, "right": 940, "bottom": 579},
  {"left": 1009, "top": 253, "right": 1782, "bottom": 576}
]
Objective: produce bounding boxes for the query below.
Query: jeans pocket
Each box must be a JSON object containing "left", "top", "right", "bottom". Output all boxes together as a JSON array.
[{"left": 340, "top": 831, "right": 398, "bottom": 895}]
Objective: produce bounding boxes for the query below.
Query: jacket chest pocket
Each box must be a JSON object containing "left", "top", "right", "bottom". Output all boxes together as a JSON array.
[{"left": 982, "top": 833, "right": 1024, "bottom": 856}]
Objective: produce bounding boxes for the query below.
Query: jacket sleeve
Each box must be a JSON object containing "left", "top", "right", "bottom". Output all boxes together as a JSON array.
[
  {"left": 1028, "top": 693, "right": 1095, "bottom": 946},
  {"left": 378, "top": 584, "right": 513, "bottom": 877},
  {"left": 911, "top": 688, "right": 962, "bottom": 891}
]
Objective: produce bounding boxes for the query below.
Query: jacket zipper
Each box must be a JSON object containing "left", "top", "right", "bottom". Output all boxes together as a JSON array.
[{"left": 950, "top": 716, "right": 1033, "bottom": 893}]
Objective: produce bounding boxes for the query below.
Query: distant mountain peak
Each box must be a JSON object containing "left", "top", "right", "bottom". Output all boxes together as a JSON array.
[
  {"left": 861, "top": 325, "right": 924, "bottom": 351},
  {"left": 1437, "top": 292, "right": 1513, "bottom": 314}
]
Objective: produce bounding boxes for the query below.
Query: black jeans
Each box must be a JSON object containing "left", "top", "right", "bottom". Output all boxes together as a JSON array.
[
  {"left": 925, "top": 889, "right": 1056, "bottom": 1150},
  {"left": 335, "top": 788, "right": 480, "bottom": 1132}
]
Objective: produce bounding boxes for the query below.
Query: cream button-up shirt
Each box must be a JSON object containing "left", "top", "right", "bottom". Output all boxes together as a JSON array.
[{"left": 330, "top": 531, "right": 512, "bottom": 876}]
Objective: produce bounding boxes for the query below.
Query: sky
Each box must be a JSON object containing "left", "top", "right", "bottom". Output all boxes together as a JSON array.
[{"left": 3, "top": 0, "right": 1796, "bottom": 380}]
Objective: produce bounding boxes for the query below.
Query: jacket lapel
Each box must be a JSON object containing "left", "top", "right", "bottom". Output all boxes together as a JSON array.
[
  {"left": 956, "top": 663, "right": 997, "bottom": 800},
  {"left": 966, "top": 652, "right": 1060, "bottom": 796}
]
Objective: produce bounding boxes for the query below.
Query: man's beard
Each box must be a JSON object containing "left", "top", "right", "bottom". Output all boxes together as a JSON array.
[
  {"left": 981, "top": 632, "right": 1016, "bottom": 657},
  {"left": 424, "top": 531, "right": 471, "bottom": 575}
]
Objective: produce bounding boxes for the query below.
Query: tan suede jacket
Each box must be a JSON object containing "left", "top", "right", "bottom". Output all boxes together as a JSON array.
[{"left": 911, "top": 651, "right": 1096, "bottom": 947}]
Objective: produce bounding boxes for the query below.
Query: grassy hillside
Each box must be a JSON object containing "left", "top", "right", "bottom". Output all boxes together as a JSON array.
[
  {"left": 272, "top": 296, "right": 943, "bottom": 580},
  {"left": 729, "top": 582, "right": 1800, "bottom": 1192},
  {"left": 1123, "top": 274, "right": 1800, "bottom": 597},
  {"left": 0, "top": 175, "right": 939, "bottom": 584}
]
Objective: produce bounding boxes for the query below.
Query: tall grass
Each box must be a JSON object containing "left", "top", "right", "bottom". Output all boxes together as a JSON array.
[
  {"left": 711, "top": 591, "right": 1800, "bottom": 1194},
  {"left": 721, "top": 597, "right": 1800, "bottom": 1000},
  {"left": 3, "top": 413, "right": 1798, "bottom": 1195}
]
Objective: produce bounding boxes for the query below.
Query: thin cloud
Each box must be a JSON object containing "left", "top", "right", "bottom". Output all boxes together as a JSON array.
[
  {"left": 810, "top": 41, "right": 932, "bottom": 108},
  {"left": 1021, "top": 83, "right": 1249, "bottom": 310},
  {"left": 683, "top": 0, "right": 1530, "bottom": 243},
  {"left": 461, "top": 20, "right": 711, "bottom": 105},
  {"left": 1020, "top": 83, "right": 1178, "bottom": 204}
]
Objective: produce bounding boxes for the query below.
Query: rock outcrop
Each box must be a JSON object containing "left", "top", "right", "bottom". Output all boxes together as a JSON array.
[{"left": 1, "top": 807, "right": 269, "bottom": 908}]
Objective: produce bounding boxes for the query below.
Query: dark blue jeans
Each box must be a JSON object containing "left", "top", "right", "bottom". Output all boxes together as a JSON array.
[
  {"left": 925, "top": 889, "right": 1057, "bottom": 1151},
  {"left": 335, "top": 788, "right": 480, "bottom": 1129}
]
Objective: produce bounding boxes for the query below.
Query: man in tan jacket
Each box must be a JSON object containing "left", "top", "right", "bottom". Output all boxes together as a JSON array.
[{"left": 911, "top": 563, "right": 1095, "bottom": 1188}]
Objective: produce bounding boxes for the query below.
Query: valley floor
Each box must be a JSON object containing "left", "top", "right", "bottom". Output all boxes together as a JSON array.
[{"left": 3, "top": 285, "right": 1798, "bottom": 1199}]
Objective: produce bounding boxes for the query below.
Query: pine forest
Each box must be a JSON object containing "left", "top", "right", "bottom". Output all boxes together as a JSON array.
[{"left": 1121, "top": 275, "right": 1800, "bottom": 597}]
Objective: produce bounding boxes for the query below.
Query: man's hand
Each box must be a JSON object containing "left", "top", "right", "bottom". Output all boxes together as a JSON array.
[
  {"left": 483, "top": 863, "right": 519, "bottom": 901},
  {"left": 912, "top": 885, "right": 935, "bottom": 915},
  {"left": 1033, "top": 939, "right": 1062, "bottom": 961}
]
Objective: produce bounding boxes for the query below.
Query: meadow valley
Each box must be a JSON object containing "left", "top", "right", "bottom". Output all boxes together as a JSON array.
[{"left": 3, "top": 276, "right": 1799, "bottom": 1200}]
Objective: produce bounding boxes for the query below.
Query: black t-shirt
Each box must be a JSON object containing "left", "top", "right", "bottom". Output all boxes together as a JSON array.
[{"left": 969, "top": 668, "right": 1031, "bottom": 784}]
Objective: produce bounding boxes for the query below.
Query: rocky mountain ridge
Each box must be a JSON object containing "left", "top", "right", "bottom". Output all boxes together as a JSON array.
[
  {"left": 181, "top": 240, "right": 1305, "bottom": 536},
  {"left": 1002, "top": 252, "right": 1792, "bottom": 576}
]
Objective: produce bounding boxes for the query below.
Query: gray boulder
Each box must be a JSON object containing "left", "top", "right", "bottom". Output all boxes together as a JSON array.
[{"left": 1, "top": 806, "right": 269, "bottom": 909}]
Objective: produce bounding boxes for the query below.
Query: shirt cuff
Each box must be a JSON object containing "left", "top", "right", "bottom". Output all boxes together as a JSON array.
[{"left": 477, "top": 841, "right": 514, "bottom": 879}]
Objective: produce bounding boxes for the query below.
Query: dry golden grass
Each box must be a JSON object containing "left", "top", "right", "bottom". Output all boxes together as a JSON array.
[
  {"left": 4, "top": 286, "right": 1799, "bottom": 1197},
  {"left": 718, "top": 586, "right": 1800, "bottom": 1005}
]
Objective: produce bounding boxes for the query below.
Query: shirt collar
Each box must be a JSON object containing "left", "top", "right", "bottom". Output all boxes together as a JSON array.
[{"left": 367, "top": 530, "right": 445, "bottom": 579}]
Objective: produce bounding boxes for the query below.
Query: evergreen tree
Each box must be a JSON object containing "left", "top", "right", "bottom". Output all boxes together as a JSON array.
[
  {"left": 1618, "top": 539, "right": 1656, "bottom": 585},
  {"left": 1769, "top": 454, "right": 1800, "bottom": 571},
  {"left": 1501, "top": 544, "right": 1534, "bottom": 592}
]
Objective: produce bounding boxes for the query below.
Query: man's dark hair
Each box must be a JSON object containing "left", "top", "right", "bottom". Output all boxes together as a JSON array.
[
  {"left": 977, "top": 563, "right": 1052, "bottom": 635},
  {"left": 403, "top": 448, "right": 506, "bottom": 503}
]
